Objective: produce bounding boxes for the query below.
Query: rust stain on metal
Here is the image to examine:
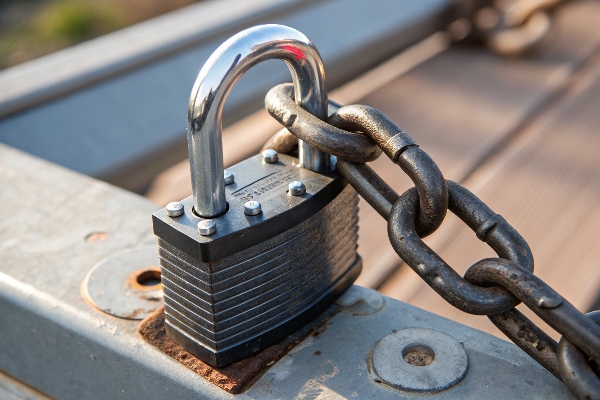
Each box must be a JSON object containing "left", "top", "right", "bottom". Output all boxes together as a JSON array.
[
  {"left": 138, "top": 305, "right": 341, "bottom": 394},
  {"left": 126, "top": 307, "right": 153, "bottom": 319},
  {"left": 128, "top": 267, "right": 162, "bottom": 291}
]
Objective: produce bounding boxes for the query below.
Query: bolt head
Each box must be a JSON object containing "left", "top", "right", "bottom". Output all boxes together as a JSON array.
[
  {"left": 288, "top": 180, "right": 306, "bottom": 196},
  {"left": 166, "top": 201, "right": 184, "bottom": 217},
  {"left": 197, "top": 220, "right": 216, "bottom": 236},
  {"left": 262, "top": 149, "right": 278, "bottom": 163},
  {"left": 224, "top": 170, "right": 235, "bottom": 186},
  {"left": 244, "top": 200, "right": 262, "bottom": 216}
]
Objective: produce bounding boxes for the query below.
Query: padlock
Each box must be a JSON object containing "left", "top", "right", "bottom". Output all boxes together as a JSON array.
[{"left": 152, "top": 25, "right": 361, "bottom": 367}]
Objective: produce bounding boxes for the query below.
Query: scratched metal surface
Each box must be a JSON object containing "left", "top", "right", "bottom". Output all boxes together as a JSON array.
[{"left": 0, "top": 144, "right": 570, "bottom": 398}]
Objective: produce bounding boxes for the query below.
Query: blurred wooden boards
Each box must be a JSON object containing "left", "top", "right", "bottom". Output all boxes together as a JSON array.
[{"left": 147, "top": 1, "right": 600, "bottom": 339}]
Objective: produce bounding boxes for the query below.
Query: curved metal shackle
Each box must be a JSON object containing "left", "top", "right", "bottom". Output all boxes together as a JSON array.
[{"left": 188, "top": 24, "right": 329, "bottom": 218}]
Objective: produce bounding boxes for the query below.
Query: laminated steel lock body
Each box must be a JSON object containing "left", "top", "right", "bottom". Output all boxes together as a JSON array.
[{"left": 152, "top": 25, "right": 361, "bottom": 367}]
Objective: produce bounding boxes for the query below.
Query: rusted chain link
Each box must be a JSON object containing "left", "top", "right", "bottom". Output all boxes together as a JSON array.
[
  {"left": 466, "top": 258, "right": 600, "bottom": 361},
  {"left": 261, "top": 98, "right": 348, "bottom": 155},
  {"left": 266, "top": 83, "right": 447, "bottom": 237},
  {"left": 328, "top": 105, "right": 448, "bottom": 237},
  {"left": 335, "top": 160, "right": 398, "bottom": 220},
  {"left": 265, "top": 84, "right": 381, "bottom": 163},
  {"left": 558, "top": 311, "right": 600, "bottom": 399},
  {"left": 389, "top": 183, "right": 531, "bottom": 315},
  {"left": 488, "top": 308, "right": 561, "bottom": 379},
  {"left": 264, "top": 85, "right": 600, "bottom": 399}
]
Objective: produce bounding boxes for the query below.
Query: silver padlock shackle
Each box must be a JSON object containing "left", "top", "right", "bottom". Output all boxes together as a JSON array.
[{"left": 188, "top": 24, "right": 329, "bottom": 218}]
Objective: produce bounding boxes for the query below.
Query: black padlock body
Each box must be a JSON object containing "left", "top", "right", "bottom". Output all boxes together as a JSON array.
[{"left": 153, "top": 153, "right": 361, "bottom": 366}]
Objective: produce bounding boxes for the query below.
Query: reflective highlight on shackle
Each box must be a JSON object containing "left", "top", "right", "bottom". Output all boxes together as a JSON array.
[{"left": 187, "top": 24, "right": 329, "bottom": 217}]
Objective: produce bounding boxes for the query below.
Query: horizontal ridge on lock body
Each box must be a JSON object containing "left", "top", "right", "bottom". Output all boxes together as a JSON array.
[{"left": 152, "top": 153, "right": 361, "bottom": 365}]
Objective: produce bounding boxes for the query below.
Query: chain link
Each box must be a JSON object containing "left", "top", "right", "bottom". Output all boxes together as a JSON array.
[
  {"left": 389, "top": 183, "right": 531, "bottom": 314},
  {"left": 488, "top": 308, "right": 562, "bottom": 378},
  {"left": 474, "top": 0, "right": 570, "bottom": 56},
  {"left": 266, "top": 84, "right": 448, "bottom": 237},
  {"left": 265, "top": 84, "right": 382, "bottom": 163},
  {"left": 558, "top": 311, "right": 600, "bottom": 398},
  {"left": 264, "top": 83, "right": 600, "bottom": 399}
]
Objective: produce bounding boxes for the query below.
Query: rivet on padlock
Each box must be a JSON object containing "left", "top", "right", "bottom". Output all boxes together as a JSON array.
[
  {"left": 223, "top": 170, "right": 234, "bottom": 186},
  {"left": 289, "top": 180, "right": 306, "bottom": 196},
  {"left": 152, "top": 24, "right": 361, "bottom": 367},
  {"left": 262, "top": 149, "right": 279, "bottom": 164}
]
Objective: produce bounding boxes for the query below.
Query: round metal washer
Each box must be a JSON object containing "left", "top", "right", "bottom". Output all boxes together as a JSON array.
[
  {"left": 82, "top": 246, "right": 163, "bottom": 320},
  {"left": 369, "top": 328, "right": 469, "bottom": 393}
]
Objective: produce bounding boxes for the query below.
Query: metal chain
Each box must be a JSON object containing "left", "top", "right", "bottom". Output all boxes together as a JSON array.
[
  {"left": 473, "top": 0, "right": 571, "bottom": 56},
  {"left": 264, "top": 82, "right": 600, "bottom": 399}
]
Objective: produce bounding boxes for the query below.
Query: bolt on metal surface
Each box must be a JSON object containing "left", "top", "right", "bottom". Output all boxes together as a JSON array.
[
  {"left": 166, "top": 201, "right": 184, "bottom": 217},
  {"left": 244, "top": 201, "right": 262, "bottom": 216},
  {"left": 224, "top": 170, "right": 235, "bottom": 186},
  {"left": 197, "top": 220, "right": 216, "bottom": 236},
  {"left": 288, "top": 181, "right": 306, "bottom": 196},
  {"left": 369, "top": 328, "right": 469, "bottom": 393},
  {"left": 262, "top": 149, "right": 278, "bottom": 164}
]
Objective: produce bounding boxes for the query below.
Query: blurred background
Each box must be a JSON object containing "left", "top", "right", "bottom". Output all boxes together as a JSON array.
[
  {"left": 1, "top": 0, "right": 599, "bottom": 344},
  {"left": 0, "top": 0, "right": 198, "bottom": 69}
]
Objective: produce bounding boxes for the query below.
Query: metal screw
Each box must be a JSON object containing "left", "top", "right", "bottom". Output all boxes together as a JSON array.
[
  {"left": 288, "top": 181, "right": 306, "bottom": 196},
  {"left": 166, "top": 201, "right": 184, "bottom": 217},
  {"left": 262, "top": 149, "right": 278, "bottom": 163},
  {"left": 244, "top": 200, "right": 262, "bottom": 216},
  {"left": 197, "top": 220, "right": 216, "bottom": 236},
  {"left": 224, "top": 170, "right": 234, "bottom": 186}
]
